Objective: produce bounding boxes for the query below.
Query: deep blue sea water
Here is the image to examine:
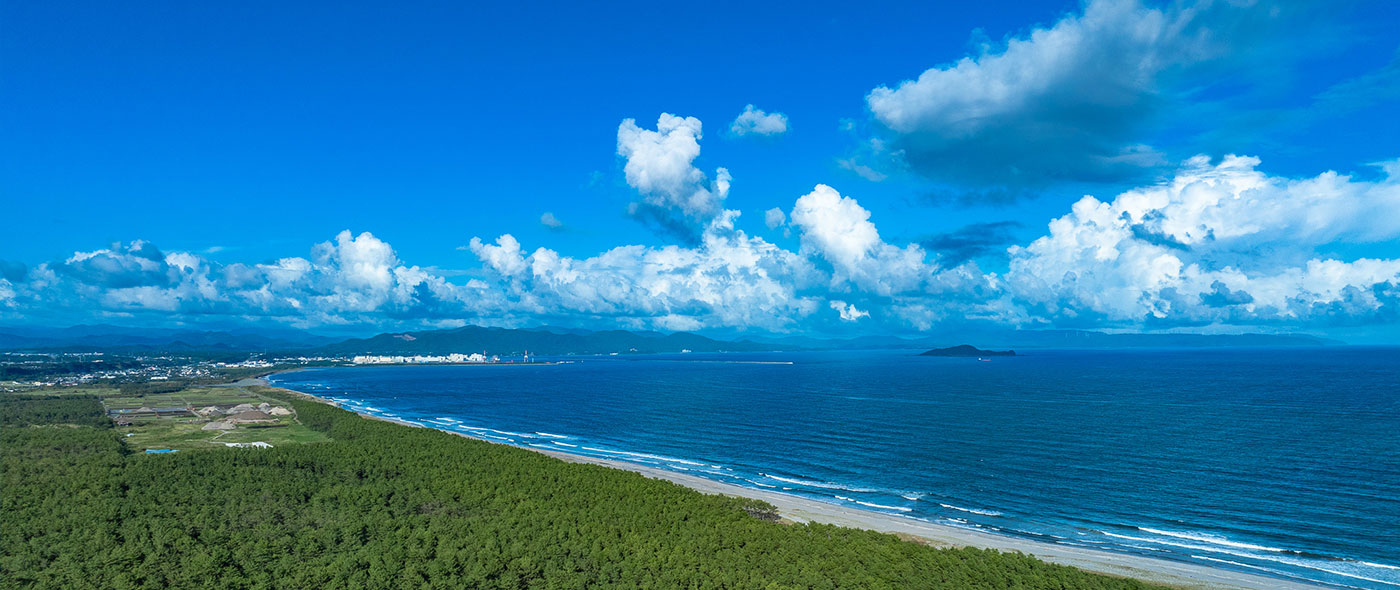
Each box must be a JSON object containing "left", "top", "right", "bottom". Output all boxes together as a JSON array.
[{"left": 271, "top": 348, "right": 1400, "bottom": 589}]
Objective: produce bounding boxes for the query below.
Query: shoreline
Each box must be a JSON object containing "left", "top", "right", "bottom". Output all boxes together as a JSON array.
[
  {"left": 338, "top": 361, "right": 563, "bottom": 367},
  {"left": 263, "top": 374, "right": 1331, "bottom": 590}
]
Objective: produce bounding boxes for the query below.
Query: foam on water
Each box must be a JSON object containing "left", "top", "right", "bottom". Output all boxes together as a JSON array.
[
  {"left": 579, "top": 446, "right": 707, "bottom": 466},
  {"left": 832, "top": 494, "right": 914, "bottom": 512},
  {"left": 696, "top": 469, "right": 747, "bottom": 481},
  {"left": 474, "top": 433, "right": 513, "bottom": 442},
  {"left": 939, "top": 503, "right": 1003, "bottom": 517},
  {"left": 1138, "top": 527, "right": 1290, "bottom": 553},
  {"left": 1101, "top": 531, "right": 1400, "bottom": 587},
  {"left": 1191, "top": 555, "right": 1287, "bottom": 575},
  {"left": 857, "top": 500, "right": 913, "bottom": 512},
  {"left": 760, "top": 473, "right": 884, "bottom": 494}
]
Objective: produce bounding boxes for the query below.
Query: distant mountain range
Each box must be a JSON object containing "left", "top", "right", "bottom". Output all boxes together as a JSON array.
[
  {"left": 316, "top": 326, "right": 768, "bottom": 356},
  {"left": 749, "top": 329, "right": 1341, "bottom": 351},
  {"left": 0, "top": 324, "right": 335, "bottom": 353},
  {"left": 0, "top": 323, "right": 1343, "bottom": 354}
]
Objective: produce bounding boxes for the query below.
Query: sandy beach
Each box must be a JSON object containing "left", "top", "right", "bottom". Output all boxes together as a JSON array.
[{"left": 268, "top": 379, "right": 1330, "bottom": 590}]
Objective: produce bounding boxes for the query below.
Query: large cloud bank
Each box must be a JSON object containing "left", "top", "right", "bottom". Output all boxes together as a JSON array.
[
  {"left": 1005, "top": 156, "right": 1400, "bottom": 327},
  {"left": 6, "top": 133, "right": 1397, "bottom": 333},
  {"left": 7, "top": 231, "right": 461, "bottom": 327},
  {"left": 864, "top": 0, "right": 1290, "bottom": 189}
]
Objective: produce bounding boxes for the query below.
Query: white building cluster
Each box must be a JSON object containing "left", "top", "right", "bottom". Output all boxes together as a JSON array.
[
  {"left": 214, "top": 359, "right": 275, "bottom": 369},
  {"left": 350, "top": 353, "right": 489, "bottom": 365}
]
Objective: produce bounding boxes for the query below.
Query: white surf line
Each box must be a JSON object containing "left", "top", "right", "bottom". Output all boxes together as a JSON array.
[{"left": 940, "top": 503, "right": 1003, "bottom": 517}]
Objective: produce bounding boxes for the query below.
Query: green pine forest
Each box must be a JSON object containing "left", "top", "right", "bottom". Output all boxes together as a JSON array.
[{"left": 2, "top": 392, "right": 1166, "bottom": 589}]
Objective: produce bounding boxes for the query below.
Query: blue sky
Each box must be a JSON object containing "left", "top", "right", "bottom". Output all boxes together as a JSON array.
[{"left": 3, "top": 0, "right": 1399, "bottom": 341}]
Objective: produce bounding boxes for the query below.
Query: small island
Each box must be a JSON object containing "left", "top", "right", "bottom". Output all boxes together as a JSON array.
[{"left": 919, "top": 344, "right": 1016, "bottom": 357}]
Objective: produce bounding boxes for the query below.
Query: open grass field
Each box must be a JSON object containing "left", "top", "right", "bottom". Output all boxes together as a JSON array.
[
  {"left": 100, "top": 385, "right": 277, "bottom": 410},
  {"left": 118, "top": 413, "right": 331, "bottom": 451},
  {"left": 110, "top": 385, "right": 332, "bottom": 451},
  {"left": 1, "top": 382, "right": 333, "bottom": 452}
]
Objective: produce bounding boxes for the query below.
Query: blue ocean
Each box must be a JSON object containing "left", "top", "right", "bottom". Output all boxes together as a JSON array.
[{"left": 271, "top": 347, "right": 1400, "bottom": 589}]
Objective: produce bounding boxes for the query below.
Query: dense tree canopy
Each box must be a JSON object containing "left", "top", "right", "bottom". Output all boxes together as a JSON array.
[
  {"left": 0, "top": 395, "right": 108, "bottom": 428},
  {"left": 2, "top": 391, "right": 1163, "bottom": 589}
]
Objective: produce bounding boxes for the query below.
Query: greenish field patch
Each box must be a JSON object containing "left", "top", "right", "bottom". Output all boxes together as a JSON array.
[
  {"left": 119, "top": 415, "right": 330, "bottom": 452},
  {"left": 6, "top": 385, "right": 122, "bottom": 397},
  {"left": 100, "top": 386, "right": 271, "bottom": 410}
]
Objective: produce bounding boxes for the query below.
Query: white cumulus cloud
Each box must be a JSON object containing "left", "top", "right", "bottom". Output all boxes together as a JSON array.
[
  {"left": 730, "top": 104, "right": 789, "bottom": 136},
  {"left": 467, "top": 212, "right": 823, "bottom": 331},
  {"left": 5, "top": 157, "right": 1398, "bottom": 335},
  {"left": 12, "top": 230, "right": 467, "bottom": 327},
  {"left": 829, "top": 300, "right": 870, "bottom": 321},
  {"left": 1006, "top": 156, "right": 1400, "bottom": 326},
  {"left": 789, "top": 184, "right": 934, "bottom": 295},
  {"left": 617, "top": 114, "right": 730, "bottom": 221},
  {"left": 764, "top": 207, "right": 787, "bottom": 229}
]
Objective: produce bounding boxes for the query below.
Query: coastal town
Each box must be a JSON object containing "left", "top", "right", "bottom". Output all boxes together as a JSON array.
[
  {"left": 350, "top": 352, "right": 497, "bottom": 364},
  {"left": 0, "top": 349, "right": 538, "bottom": 391}
]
